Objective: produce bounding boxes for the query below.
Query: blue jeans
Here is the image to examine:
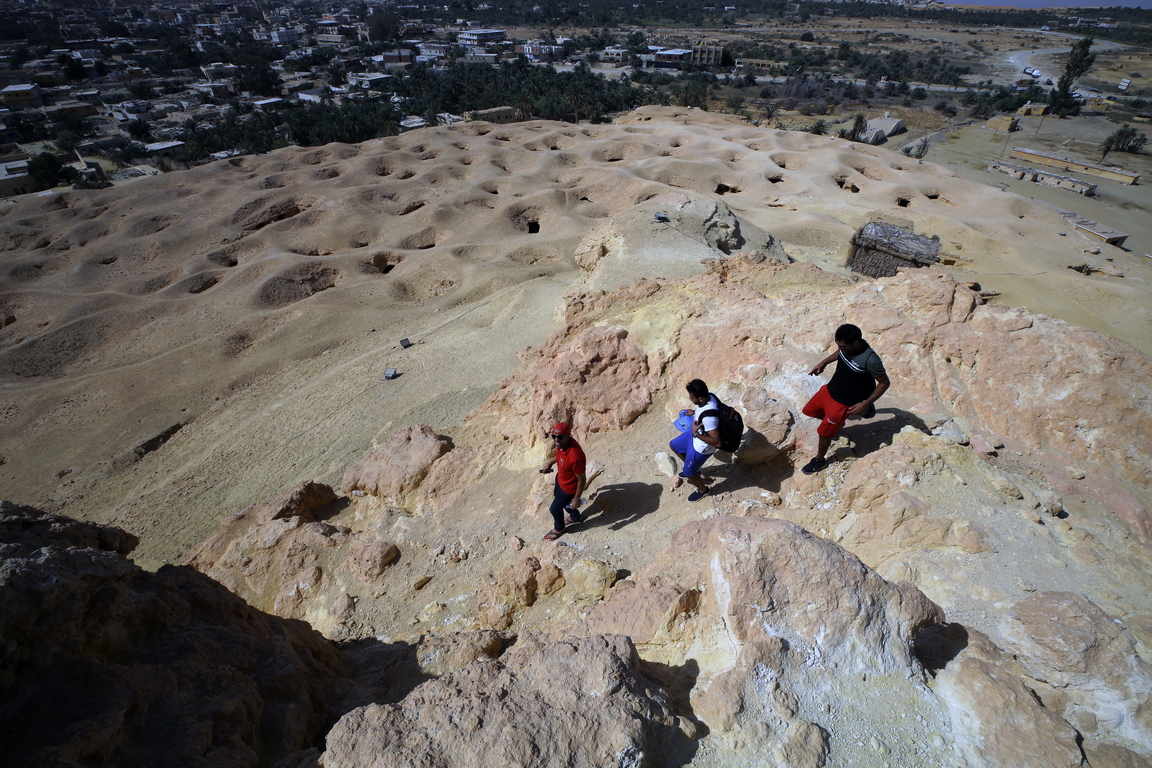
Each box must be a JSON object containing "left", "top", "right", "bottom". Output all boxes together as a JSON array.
[
  {"left": 670, "top": 430, "right": 711, "bottom": 478},
  {"left": 549, "top": 480, "right": 577, "bottom": 530}
]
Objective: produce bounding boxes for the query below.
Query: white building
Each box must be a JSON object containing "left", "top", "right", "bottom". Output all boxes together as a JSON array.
[{"left": 458, "top": 29, "right": 506, "bottom": 46}]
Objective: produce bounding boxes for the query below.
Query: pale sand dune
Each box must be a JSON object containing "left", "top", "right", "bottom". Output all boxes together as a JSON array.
[{"left": 1, "top": 105, "right": 1149, "bottom": 564}]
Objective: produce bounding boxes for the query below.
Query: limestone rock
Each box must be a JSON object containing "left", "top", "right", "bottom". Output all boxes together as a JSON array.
[
  {"left": 737, "top": 385, "right": 796, "bottom": 464},
  {"left": 1001, "top": 592, "right": 1152, "bottom": 754},
  {"left": 566, "top": 558, "right": 618, "bottom": 600},
  {"left": 414, "top": 631, "right": 510, "bottom": 677},
  {"left": 935, "top": 629, "right": 1084, "bottom": 768},
  {"left": 186, "top": 481, "right": 350, "bottom": 618},
  {"left": 185, "top": 481, "right": 405, "bottom": 638},
  {"left": 475, "top": 556, "right": 542, "bottom": 630},
  {"left": 536, "top": 563, "right": 565, "bottom": 596},
  {"left": 340, "top": 425, "right": 454, "bottom": 508},
  {"left": 1084, "top": 741, "right": 1152, "bottom": 768},
  {"left": 320, "top": 633, "right": 692, "bottom": 768},
  {"left": 348, "top": 539, "right": 400, "bottom": 581},
  {"left": 572, "top": 191, "right": 784, "bottom": 292},
  {"left": 473, "top": 325, "right": 655, "bottom": 444},
  {"left": 584, "top": 517, "right": 943, "bottom": 677},
  {"left": 0, "top": 504, "right": 346, "bottom": 768}
]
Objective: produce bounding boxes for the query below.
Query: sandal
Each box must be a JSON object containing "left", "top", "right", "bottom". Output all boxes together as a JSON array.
[{"left": 543, "top": 529, "right": 565, "bottom": 540}]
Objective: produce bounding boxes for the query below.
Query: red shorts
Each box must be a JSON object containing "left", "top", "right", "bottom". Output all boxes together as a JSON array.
[{"left": 802, "top": 385, "right": 851, "bottom": 439}]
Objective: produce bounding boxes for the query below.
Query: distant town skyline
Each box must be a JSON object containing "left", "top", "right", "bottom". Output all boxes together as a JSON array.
[{"left": 948, "top": 0, "right": 1152, "bottom": 9}]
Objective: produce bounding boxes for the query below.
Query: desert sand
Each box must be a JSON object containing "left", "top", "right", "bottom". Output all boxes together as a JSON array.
[
  {"left": 3, "top": 106, "right": 1152, "bottom": 767},
  {"left": 3, "top": 106, "right": 1149, "bottom": 566}
]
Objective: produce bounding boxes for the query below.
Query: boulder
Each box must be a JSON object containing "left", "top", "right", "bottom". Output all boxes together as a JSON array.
[
  {"left": 186, "top": 481, "right": 400, "bottom": 637},
  {"left": 320, "top": 633, "right": 692, "bottom": 768},
  {"left": 340, "top": 425, "right": 454, "bottom": 508},
  {"left": 935, "top": 629, "right": 1085, "bottom": 768},
  {"left": 1001, "top": 592, "right": 1152, "bottom": 754},
  {"left": 736, "top": 385, "right": 796, "bottom": 464},
  {"left": 0, "top": 503, "right": 346, "bottom": 768},
  {"left": 583, "top": 517, "right": 944, "bottom": 677},
  {"left": 473, "top": 325, "right": 655, "bottom": 444}
]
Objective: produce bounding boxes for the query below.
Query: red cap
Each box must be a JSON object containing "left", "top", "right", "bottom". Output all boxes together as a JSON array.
[{"left": 550, "top": 422, "right": 571, "bottom": 436}]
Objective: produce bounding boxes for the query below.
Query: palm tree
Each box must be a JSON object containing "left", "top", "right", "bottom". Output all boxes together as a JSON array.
[
  {"left": 1100, "top": 124, "right": 1147, "bottom": 161},
  {"left": 900, "top": 139, "right": 931, "bottom": 162},
  {"left": 567, "top": 87, "right": 589, "bottom": 123}
]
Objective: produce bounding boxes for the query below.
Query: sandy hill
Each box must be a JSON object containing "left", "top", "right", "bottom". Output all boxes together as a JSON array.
[{"left": 2, "top": 106, "right": 1151, "bottom": 768}]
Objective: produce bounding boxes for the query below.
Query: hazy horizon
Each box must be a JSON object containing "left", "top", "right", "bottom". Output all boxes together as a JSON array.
[{"left": 947, "top": 0, "right": 1152, "bottom": 8}]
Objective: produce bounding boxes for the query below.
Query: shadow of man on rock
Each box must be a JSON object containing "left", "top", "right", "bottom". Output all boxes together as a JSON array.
[
  {"left": 582, "top": 481, "right": 663, "bottom": 531},
  {"left": 838, "top": 407, "right": 930, "bottom": 459}
]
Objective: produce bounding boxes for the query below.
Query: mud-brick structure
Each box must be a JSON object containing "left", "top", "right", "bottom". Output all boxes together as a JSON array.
[
  {"left": 986, "top": 160, "right": 1097, "bottom": 196},
  {"left": 847, "top": 221, "right": 941, "bottom": 278}
]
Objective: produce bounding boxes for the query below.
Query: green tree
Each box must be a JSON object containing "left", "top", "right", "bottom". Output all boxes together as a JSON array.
[
  {"left": 54, "top": 129, "right": 80, "bottom": 152},
  {"left": 128, "top": 82, "right": 156, "bottom": 100},
  {"left": 838, "top": 114, "right": 867, "bottom": 142},
  {"left": 234, "top": 63, "right": 280, "bottom": 96},
  {"left": 27, "top": 152, "right": 79, "bottom": 191},
  {"left": 1100, "top": 124, "right": 1147, "bottom": 161},
  {"left": 1050, "top": 37, "right": 1095, "bottom": 117},
  {"left": 127, "top": 119, "right": 152, "bottom": 141},
  {"left": 367, "top": 11, "right": 401, "bottom": 43},
  {"left": 809, "top": 120, "right": 827, "bottom": 135}
]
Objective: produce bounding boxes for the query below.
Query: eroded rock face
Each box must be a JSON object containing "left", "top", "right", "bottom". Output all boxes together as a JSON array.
[
  {"left": 935, "top": 628, "right": 1085, "bottom": 768},
  {"left": 1001, "top": 592, "right": 1152, "bottom": 754},
  {"left": 584, "top": 517, "right": 943, "bottom": 677},
  {"left": 546, "top": 264, "right": 1152, "bottom": 538},
  {"left": 320, "top": 633, "right": 693, "bottom": 768},
  {"left": 0, "top": 502, "right": 347, "bottom": 768},
  {"left": 340, "top": 425, "right": 454, "bottom": 508},
  {"left": 577, "top": 517, "right": 956, "bottom": 766},
  {"left": 185, "top": 481, "right": 400, "bottom": 637},
  {"left": 572, "top": 191, "right": 786, "bottom": 292},
  {"left": 474, "top": 325, "right": 655, "bottom": 445}
]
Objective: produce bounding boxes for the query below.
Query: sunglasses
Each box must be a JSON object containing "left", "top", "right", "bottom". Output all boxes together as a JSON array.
[{"left": 550, "top": 433, "right": 568, "bottom": 440}]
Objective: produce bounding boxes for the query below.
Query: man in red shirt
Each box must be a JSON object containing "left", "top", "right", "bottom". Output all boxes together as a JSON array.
[{"left": 537, "top": 422, "right": 587, "bottom": 541}]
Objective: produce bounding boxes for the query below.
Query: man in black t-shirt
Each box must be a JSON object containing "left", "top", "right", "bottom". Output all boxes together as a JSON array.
[{"left": 800, "top": 323, "right": 890, "bottom": 475}]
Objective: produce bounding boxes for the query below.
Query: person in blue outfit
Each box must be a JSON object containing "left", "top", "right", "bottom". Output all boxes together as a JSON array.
[{"left": 669, "top": 379, "right": 721, "bottom": 502}]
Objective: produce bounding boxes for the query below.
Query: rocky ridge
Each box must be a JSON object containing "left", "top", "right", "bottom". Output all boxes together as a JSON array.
[{"left": 3, "top": 109, "right": 1152, "bottom": 767}]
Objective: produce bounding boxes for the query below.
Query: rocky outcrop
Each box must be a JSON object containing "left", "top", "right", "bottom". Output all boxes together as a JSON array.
[
  {"left": 0, "top": 502, "right": 347, "bottom": 768},
  {"left": 320, "top": 633, "right": 694, "bottom": 768},
  {"left": 935, "top": 627, "right": 1086, "bottom": 768},
  {"left": 583, "top": 517, "right": 943, "bottom": 676},
  {"left": 186, "top": 481, "right": 403, "bottom": 638},
  {"left": 340, "top": 425, "right": 454, "bottom": 509},
  {"left": 473, "top": 324, "right": 656, "bottom": 445},
  {"left": 516, "top": 263, "right": 1152, "bottom": 537},
  {"left": 1001, "top": 592, "right": 1152, "bottom": 755},
  {"left": 573, "top": 191, "right": 786, "bottom": 292}
]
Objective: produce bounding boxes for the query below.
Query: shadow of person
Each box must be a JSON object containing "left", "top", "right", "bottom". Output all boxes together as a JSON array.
[
  {"left": 826, "top": 407, "right": 931, "bottom": 465},
  {"left": 581, "top": 481, "right": 663, "bottom": 532},
  {"left": 697, "top": 452, "right": 767, "bottom": 496}
]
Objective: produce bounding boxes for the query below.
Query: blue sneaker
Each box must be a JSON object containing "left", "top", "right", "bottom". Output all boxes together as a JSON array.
[{"left": 688, "top": 488, "right": 710, "bottom": 502}]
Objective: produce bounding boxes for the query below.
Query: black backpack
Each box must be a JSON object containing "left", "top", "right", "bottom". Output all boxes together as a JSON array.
[{"left": 698, "top": 398, "right": 745, "bottom": 453}]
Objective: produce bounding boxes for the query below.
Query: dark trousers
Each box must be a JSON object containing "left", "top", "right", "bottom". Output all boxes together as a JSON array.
[{"left": 549, "top": 480, "right": 575, "bottom": 531}]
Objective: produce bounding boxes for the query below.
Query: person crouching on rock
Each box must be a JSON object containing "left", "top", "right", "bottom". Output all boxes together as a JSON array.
[
  {"left": 538, "top": 422, "right": 587, "bottom": 541},
  {"left": 800, "top": 323, "right": 890, "bottom": 475},
  {"left": 669, "top": 379, "right": 722, "bottom": 502}
]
